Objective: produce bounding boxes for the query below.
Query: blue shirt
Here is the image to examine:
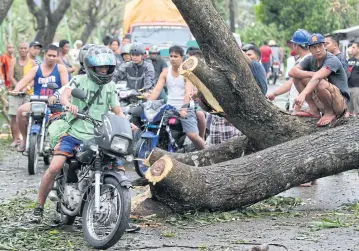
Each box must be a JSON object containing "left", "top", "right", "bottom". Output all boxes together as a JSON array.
[
  {"left": 34, "top": 64, "right": 62, "bottom": 96},
  {"left": 250, "top": 61, "right": 268, "bottom": 95}
]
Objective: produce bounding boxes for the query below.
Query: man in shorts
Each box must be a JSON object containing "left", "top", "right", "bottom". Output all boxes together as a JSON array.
[
  {"left": 289, "top": 33, "right": 350, "bottom": 126},
  {"left": 8, "top": 42, "right": 36, "bottom": 147},
  {"left": 149, "top": 45, "right": 206, "bottom": 150}
]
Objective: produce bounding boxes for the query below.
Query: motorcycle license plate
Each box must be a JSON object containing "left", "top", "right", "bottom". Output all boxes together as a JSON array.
[{"left": 273, "top": 64, "right": 280, "bottom": 69}]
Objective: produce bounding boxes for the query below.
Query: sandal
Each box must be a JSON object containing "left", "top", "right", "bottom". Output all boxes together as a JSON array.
[{"left": 16, "top": 144, "right": 26, "bottom": 152}]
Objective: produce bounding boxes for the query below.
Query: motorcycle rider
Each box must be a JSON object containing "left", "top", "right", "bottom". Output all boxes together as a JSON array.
[
  {"left": 116, "top": 42, "right": 155, "bottom": 92},
  {"left": 268, "top": 40, "right": 283, "bottom": 78},
  {"left": 12, "top": 45, "right": 68, "bottom": 152},
  {"left": 31, "top": 45, "right": 134, "bottom": 224},
  {"left": 149, "top": 45, "right": 206, "bottom": 150},
  {"left": 120, "top": 44, "right": 132, "bottom": 63},
  {"left": 149, "top": 45, "right": 168, "bottom": 82},
  {"left": 116, "top": 43, "right": 155, "bottom": 126},
  {"left": 112, "top": 44, "right": 132, "bottom": 84}
]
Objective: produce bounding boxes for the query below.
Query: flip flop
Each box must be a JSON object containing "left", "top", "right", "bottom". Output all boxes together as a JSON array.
[{"left": 293, "top": 111, "right": 321, "bottom": 118}]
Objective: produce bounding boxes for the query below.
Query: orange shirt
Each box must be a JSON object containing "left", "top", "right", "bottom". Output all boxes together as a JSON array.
[{"left": 1, "top": 53, "right": 13, "bottom": 89}]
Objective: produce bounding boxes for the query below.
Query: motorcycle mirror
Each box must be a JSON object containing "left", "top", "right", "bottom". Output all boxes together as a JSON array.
[
  {"left": 129, "top": 105, "right": 143, "bottom": 116},
  {"left": 47, "top": 83, "right": 59, "bottom": 90},
  {"left": 71, "top": 88, "right": 87, "bottom": 101}
]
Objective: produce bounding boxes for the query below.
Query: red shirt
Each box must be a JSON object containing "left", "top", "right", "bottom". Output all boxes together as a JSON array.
[
  {"left": 260, "top": 45, "right": 272, "bottom": 64},
  {"left": 0, "top": 53, "right": 13, "bottom": 89}
]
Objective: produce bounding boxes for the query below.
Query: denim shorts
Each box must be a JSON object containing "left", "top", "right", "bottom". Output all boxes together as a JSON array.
[{"left": 54, "top": 134, "right": 82, "bottom": 157}]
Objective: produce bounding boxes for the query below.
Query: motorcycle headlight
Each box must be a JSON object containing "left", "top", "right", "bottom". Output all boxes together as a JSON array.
[
  {"left": 110, "top": 136, "right": 130, "bottom": 154},
  {"left": 31, "top": 103, "right": 46, "bottom": 115}
]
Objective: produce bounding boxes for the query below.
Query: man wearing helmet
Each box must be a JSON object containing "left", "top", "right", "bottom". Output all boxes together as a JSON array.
[
  {"left": 267, "top": 29, "right": 312, "bottom": 112},
  {"left": 117, "top": 42, "right": 155, "bottom": 93},
  {"left": 149, "top": 45, "right": 168, "bottom": 83},
  {"left": 112, "top": 44, "right": 132, "bottom": 84},
  {"left": 31, "top": 45, "right": 132, "bottom": 223},
  {"left": 120, "top": 44, "right": 132, "bottom": 63}
]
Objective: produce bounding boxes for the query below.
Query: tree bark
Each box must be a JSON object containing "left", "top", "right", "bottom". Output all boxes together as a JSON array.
[
  {"left": 172, "top": 0, "right": 316, "bottom": 150},
  {"left": 80, "top": 15, "right": 96, "bottom": 44},
  {"left": 26, "top": 0, "right": 71, "bottom": 46},
  {"left": 148, "top": 136, "right": 248, "bottom": 167},
  {"left": 0, "top": 0, "right": 13, "bottom": 26},
  {"left": 146, "top": 121, "right": 359, "bottom": 212},
  {"left": 229, "top": 0, "right": 235, "bottom": 32}
]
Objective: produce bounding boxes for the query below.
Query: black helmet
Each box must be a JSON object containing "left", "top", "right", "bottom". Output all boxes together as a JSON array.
[
  {"left": 130, "top": 42, "right": 146, "bottom": 55},
  {"left": 84, "top": 45, "right": 116, "bottom": 85},
  {"left": 78, "top": 44, "right": 95, "bottom": 66}
]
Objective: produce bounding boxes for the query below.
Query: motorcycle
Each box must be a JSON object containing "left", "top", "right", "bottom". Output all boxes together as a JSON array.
[
  {"left": 268, "top": 61, "right": 280, "bottom": 85},
  {"left": 24, "top": 83, "right": 62, "bottom": 175},
  {"left": 116, "top": 84, "right": 147, "bottom": 147},
  {"left": 51, "top": 88, "right": 133, "bottom": 249},
  {"left": 134, "top": 101, "right": 194, "bottom": 177}
]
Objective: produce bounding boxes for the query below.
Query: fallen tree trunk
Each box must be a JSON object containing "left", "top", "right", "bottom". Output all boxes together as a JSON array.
[
  {"left": 145, "top": 121, "right": 359, "bottom": 212},
  {"left": 148, "top": 136, "right": 248, "bottom": 167},
  {"left": 172, "top": 0, "right": 318, "bottom": 150}
]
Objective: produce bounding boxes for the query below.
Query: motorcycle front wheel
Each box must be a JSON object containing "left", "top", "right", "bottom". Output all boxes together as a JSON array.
[
  {"left": 134, "top": 138, "right": 153, "bottom": 177},
  {"left": 28, "top": 134, "right": 39, "bottom": 175},
  {"left": 82, "top": 177, "right": 131, "bottom": 249}
]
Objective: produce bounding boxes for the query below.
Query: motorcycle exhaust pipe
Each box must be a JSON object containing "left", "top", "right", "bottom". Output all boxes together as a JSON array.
[{"left": 61, "top": 202, "right": 81, "bottom": 216}]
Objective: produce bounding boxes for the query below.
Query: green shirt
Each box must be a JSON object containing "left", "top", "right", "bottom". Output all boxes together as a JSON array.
[{"left": 66, "top": 75, "right": 120, "bottom": 141}]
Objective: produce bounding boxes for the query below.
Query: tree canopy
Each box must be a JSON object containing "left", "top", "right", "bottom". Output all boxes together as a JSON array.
[{"left": 256, "top": 0, "right": 359, "bottom": 37}]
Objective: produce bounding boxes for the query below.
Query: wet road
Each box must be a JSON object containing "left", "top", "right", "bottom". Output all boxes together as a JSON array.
[{"left": 1, "top": 79, "right": 358, "bottom": 211}]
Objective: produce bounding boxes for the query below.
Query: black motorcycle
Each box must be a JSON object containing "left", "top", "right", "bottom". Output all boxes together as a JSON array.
[{"left": 51, "top": 88, "right": 133, "bottom": 249}]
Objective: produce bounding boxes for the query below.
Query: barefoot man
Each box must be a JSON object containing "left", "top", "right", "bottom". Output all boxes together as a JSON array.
[{"left": 289, "top": 33, "right": 350, "bottom": 127}]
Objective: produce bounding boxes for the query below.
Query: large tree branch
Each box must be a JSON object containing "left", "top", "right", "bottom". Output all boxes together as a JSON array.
[
  {"left": 146, "top": 120, "right": 359, "bottom": 212},
  {"left": 172, "top": 0, "right": 315, "bottom": 150},
  {"left": 50, "top": 0, "right": 71, "bottom": 24}
]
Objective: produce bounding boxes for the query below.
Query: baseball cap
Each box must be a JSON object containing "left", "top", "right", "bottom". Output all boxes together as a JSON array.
[
  {"left": 29, "top": 41, "right": 43, "bottom": 48},
  {"left": 308, "top": 33, "right": 325, "bottom": 47}
]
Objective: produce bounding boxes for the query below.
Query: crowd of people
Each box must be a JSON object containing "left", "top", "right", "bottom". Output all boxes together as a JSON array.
[{"left": 0, "top": 26, "right": 356, "bottom": 224}]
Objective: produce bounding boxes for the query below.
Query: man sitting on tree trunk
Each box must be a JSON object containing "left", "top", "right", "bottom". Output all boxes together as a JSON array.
[
  {"left": 149, "top": 45, "right": 206, "bottom": 150},
  {"left": 289, "top": 33, "right": 350, "bottom": 127}
]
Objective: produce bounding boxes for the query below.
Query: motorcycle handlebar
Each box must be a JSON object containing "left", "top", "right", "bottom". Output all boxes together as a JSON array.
[{"left": 9, "top": 91, "right": 26, "bottom": 96}]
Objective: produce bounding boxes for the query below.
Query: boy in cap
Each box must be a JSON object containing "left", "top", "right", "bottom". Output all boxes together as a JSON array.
[{"left": 289, "top": 33, "right": 349, "bottom": 126}]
